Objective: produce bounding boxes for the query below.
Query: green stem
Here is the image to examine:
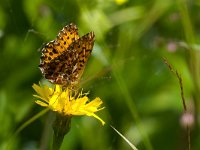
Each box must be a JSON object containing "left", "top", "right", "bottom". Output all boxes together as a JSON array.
[{"left": 52, "top": 113, "right": 71, "bottom": 150}]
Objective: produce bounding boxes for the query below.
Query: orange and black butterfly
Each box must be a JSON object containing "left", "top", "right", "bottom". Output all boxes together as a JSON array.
[{"left": 39, "top": 23, "right": 95, "bottom": 88}]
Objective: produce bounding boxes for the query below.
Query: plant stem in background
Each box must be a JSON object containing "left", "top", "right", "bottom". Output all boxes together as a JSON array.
[{"left": 163, "top": 58, "right": 191, "bottom": 150}]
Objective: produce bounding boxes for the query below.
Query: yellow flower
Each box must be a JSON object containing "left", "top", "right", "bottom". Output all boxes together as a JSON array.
[
  {"left": 115, "top": 0, "right": 127, "bottom": 5},
  {"left": 32, "top": 83, "right": 105, "bottom": 125}
]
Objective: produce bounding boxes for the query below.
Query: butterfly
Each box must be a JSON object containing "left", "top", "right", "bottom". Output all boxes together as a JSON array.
[{"left": 39, "top": 23, "right": 95, "bottom": 88}]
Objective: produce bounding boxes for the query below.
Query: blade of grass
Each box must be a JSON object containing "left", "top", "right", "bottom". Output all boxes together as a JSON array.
[{"left": 110, "top": 125, "right": 138, "bottom": 150}]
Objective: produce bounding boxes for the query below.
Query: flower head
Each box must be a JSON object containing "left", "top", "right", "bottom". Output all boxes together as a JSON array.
[{"left": 32, "top": 83, "right": 105, "bottom": 125}]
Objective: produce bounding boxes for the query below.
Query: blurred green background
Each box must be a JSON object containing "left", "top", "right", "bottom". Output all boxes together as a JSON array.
[{"left": 1, "top": 0, "right": 200, "bottom": 149}]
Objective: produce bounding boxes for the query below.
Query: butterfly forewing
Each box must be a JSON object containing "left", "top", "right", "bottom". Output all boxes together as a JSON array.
[{"left": 40, "top": 23, "right": 79, "bottom": 65}]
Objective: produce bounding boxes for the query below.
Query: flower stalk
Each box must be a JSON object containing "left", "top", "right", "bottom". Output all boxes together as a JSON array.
[{"left": 52, "top": 114, "right": 71, "bottom": 150}]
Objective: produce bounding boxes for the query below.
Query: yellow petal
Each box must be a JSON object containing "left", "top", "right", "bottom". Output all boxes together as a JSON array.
[
  {"left": 88, "top": 113, "right": 105, "bottom": 125},
  {"left": 32, "top": 84, "right": 52, "bottom": 101},
  {"left": 35, "top": 100, "right": 49, "bottom": 107},
  {"left": 33, "top": 94, "right": 49, "bottom": 103}
]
